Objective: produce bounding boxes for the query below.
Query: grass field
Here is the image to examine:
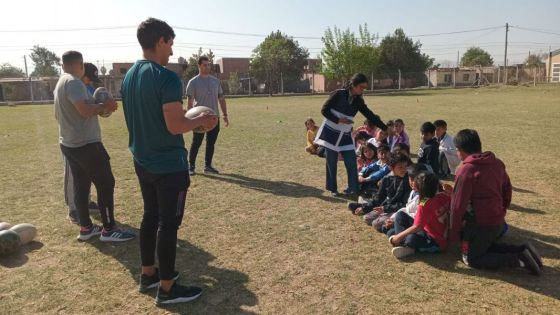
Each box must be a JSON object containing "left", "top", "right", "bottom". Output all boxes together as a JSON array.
[{"left": 1, "top": 86, "right": 559, "bottom": 314}]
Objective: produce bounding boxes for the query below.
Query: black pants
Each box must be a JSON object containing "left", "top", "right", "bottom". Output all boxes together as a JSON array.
[
  {"left": 189, "top": 122, "right": 220, "bottom": 169},
  {"left": 60, "top": 142, "right": 115, "bottom": 229},
  {"left": 462, "top": 224, "right": 525, "bottom": 270},
  {"left": 438, "top": 152, "right": 451, "bottom": 177},
  {"left": 134, "top": 161, "right": 189, "bottom": 280}
]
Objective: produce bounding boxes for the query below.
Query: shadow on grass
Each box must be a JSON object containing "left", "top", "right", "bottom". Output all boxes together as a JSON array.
[
  {"left": 508, "top": 203, "right": 547, "bottom": 215},
  {"left": 512, "top": 186, "right": 537, "bottom": 195},
  {"left": 0, "top": 241, "right": 43, "bottom": 268},
  {"left": 89, "top": 222, "right": 258, "bottom": 314},
  {"left": 402, "top": 224, "right": 560, "bottom": 300},
  {"left": 205, "top": 172, "right": 346, "bottom": 203}
]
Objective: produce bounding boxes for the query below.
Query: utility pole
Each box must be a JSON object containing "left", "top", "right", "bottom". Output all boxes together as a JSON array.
[
  {"left": 398, "top": 69, "right": 401, "bottom": 90},
  {"left": 280, "top": 72, "right": 284, "bottom": 95},
  {"left": 503, "top": 23, "right": 509, "bottom": 85},
  {"left": 457, "top": 51, "right": 460, "bottom": 67},
  {"left": 23, "top": 55, "right": 34, "bottom": 103}
]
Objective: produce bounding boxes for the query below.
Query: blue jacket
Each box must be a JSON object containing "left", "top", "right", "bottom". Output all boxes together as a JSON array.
[{"left": 360, "top": 160, "right": 390, "bottom": 183}]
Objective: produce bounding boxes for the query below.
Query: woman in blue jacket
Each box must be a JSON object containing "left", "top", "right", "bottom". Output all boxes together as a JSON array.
[{"left": 315, "top": 73, "right": 387, "bottom": 197}]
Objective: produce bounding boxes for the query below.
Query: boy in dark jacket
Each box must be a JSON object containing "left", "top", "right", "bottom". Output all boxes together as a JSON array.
[
  {"left": 348, "top": 153, "right": 411, "bottom": 229},
  {"left": 450, "top": 129, "right": 542, "bottom": 275},
  {"left": 418, "top": 122, "right": 440, "bottom": 175}
]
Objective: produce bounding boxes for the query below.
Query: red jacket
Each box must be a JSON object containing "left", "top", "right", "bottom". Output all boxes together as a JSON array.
[{"left": 450, "top": 152, "right": 512, "bottom": 241}]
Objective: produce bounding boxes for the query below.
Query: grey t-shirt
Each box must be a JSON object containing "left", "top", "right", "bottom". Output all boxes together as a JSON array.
[
  {"left": 185, "top": 75, "right": 223, "bottom": 115},
  {"left": 54, "top": 73, "right": 101, "bottom": 148}
]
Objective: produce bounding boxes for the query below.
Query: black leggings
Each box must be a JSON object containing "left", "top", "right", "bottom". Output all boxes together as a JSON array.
[
  {"left": 134, "top": 161, "right": 189, "bottom": 280},
  {"left": 189, "top": 122, "right": 220, "bottom": 168},
  {"left": 60, "top": 142, "right": 115, "bottom": 229}
]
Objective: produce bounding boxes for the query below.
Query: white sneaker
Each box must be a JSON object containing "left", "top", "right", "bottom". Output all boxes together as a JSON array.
[{"left": 392, "top": 246, "right": 415, "bottom": 259}]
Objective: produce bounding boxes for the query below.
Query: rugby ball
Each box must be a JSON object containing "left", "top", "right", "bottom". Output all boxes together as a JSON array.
[
  {"left": 93, "top": 87, "right": 113, "bottom": 118},
  {"left": 0, "top": 222, "right": 12, "bottom": 231},
  {"left": 9, "top": 223, "right": 37, "bottom": 245},
  {"left": 0, "top": 230, "right": 21, "bottom": 256},
  {"left": 184, "top": 106, "right": 217, "bottom": 133}
]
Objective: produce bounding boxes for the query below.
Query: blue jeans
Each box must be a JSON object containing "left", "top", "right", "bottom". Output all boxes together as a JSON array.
[{"left": 325, "top": 148, "right": 358, "bottom": 193}]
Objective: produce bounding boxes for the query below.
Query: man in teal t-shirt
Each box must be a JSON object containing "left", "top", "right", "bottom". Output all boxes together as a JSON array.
[{"left": 121, "top": 18, "right": 217, "bottom": 306}]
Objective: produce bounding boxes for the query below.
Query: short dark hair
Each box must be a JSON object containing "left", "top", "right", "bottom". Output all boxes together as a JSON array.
[
  {"left": 407, "top": 163, "right": 427, "bottom": 179},
  {"left": 386, "top": 120, "right": 395, "bottom": 127},
  {"left": 393, "top": 143, "right": 410, "bottom": 155},
  {"left": 420, "top": 122, "right": 436, "bottom": 134},
  {"left": 62, "top": 51, "right": 83, "bottom": 65},
  {"left": 137, "top": 18, "right": 175, "bottom": 50},
  {"left": 355, "top": 131, "right": 372, "bottom": 141},
  {"left": 454, "top": 129, "right": 482, "bottom": 154},
  {"left": 394, "top": 118, "right": 404, "bottom": 125},
  {"left": 198, "top": 56, "right": 210, "bottom": 65},
  {"left": 433, "top": 119, "right": 447, "bottom": 128},
  {"left": 377, "top": 144, "right": 391, "bottom": 153},
  {"left": 388, "top": 152, "right": 409, "bottom": 167},
  {"left": 415, "top": 172, "right": 439, "bottom": 199},
  {"left": 349, "top": 73, "right": 368, "bottom": 87}
]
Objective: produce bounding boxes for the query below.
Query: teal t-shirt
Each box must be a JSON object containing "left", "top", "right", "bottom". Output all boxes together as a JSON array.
[{"left": 121, "top": 60, "right": 186, "bottom": 174}]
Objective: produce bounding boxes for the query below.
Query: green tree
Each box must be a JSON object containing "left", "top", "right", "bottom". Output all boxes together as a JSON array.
[
  {"left": 30, "top": 45, "right": 60, "bottom": 77},
  {"left": 182, "top": 48, "right": 216, "bottom": 81},
  {"left": 227, "top": 72, "right": 240, "bottom": 95},
  {"left": 250, "top": 31, "right": 309, "bottom": 94},
  {"left": 321, "top": 24, "right": 379, "bottom": 82},
  {"left": 525, "top": 54, "right": 543, "bottom": 68},
  {"left": 460, "top": 47, "right": 494, "bottom": 67},
  {"left": 0, "top": 63, "right": 26, "bottom": 78},
  {"left": 378, "top": 28, "right": 433, "bottom": 80}
]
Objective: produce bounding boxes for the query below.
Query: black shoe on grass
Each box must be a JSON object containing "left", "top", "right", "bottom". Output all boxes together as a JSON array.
[
  {"left": 156, "top": 282, "right": 202, "bottom": 305},
  {"left": 139, "top": 269, "right": 180, "bottom": 293}
]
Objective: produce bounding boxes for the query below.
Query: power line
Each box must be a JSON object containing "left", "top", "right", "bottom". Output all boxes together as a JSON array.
[
  {"left": 511, "top": 26, "right": 560, "bottom": 37},
  {"left": 409, "top": 26, "right": 504, "bottom": 37}
]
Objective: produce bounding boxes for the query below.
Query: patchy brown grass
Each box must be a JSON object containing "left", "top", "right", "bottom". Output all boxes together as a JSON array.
[{"left": 1, "top": 86, "right": 559, "bottom": 314}]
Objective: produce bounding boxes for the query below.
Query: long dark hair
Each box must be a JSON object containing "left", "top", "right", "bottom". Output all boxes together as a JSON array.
[{"left": 345, "top": 73, "right": 369, "bottom": 89}]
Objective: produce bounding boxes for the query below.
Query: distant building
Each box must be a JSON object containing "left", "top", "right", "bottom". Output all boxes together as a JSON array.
[
  {"left": 107, "top": 62, "right": 188, "bottom": 96},
  {"left": 0, "top": 77, "right": 58, "bottom": 102},
  {"left": 545, "top": 49, "right": 560, "bottom": 83}
]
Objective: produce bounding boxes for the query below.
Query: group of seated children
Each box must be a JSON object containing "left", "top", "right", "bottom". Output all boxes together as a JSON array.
[{"left": 343, "top": 125, "right": 544, "bottom": 275}]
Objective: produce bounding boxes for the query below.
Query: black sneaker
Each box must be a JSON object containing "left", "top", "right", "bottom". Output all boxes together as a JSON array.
[
  {"left": 139, "top": 269, "right": 180, "bottom": 293},
  {"left": 347, "top": 202, "right": 361, "bottom": 212},
  {"left": 204, "top": 166, "right": 219, "bottom": 174},
  {"left": 156, "top": 282, "right": 202, "bottom": 305},
  {"left": 519, "top": 249, "right": 542, "bottom": 276},
  {"left": 525, "top": 242, "right": 543, "bottom": 268}
]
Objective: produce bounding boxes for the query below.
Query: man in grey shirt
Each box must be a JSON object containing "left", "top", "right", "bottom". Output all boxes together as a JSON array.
[
  {"left": 55, "top": 50, "right": 134, "bottom": 242},
  {"left": 186, "top": 56, "right": 229, "bottom": 175}
]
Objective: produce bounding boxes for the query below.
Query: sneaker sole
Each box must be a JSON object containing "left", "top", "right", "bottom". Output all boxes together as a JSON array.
[
  {"left": 156, "top": 292, "right": 202, "bottom": 306},
  {"left": 525, "top": 242, "right": 543, "bottom": 268},
  {"left": 392, "top": 246, "right": 415, "bottom": 259},
  {"left": 139, "top": 274, "right": 180, "bottom": 293},
  {"left": 99, "top": 235, "right": 135, "bottom": 242},
  {"left": 77, "top": 231, "right": 102, "bottom": 241}
]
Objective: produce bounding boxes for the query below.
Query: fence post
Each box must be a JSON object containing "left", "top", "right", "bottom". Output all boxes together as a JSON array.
[
  {"left": 398, "top": 69, "right": 401, "bottom": 90},
  {"left": 453, "top": 68, "right": 456, "bottom": 88},
  {"left": 427, "top": 70, "right": 430, "bottom": 89}
]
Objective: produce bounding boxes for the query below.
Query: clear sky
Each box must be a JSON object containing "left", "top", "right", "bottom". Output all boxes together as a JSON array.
[{"left": 1, "top": 0, "right": 559, "bottom": 74}]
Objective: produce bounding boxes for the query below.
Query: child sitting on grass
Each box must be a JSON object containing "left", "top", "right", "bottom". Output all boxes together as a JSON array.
[
  {"left": 392, "top": 143, "right": 411, "bottom": 158},
  {"left": 418, "top": 121, "right": 440, "bottom": 175},
  {"left": 355, "top": 131, "right": 373, "bottom": 156},
  {"left": 389, "top": 172, "right": 451, "bottom": 259},
  {"left": 354, "top": 119, "right": 378, "bottom": 138},
  {"left": 305, "top": 118, "right": 324, "bottom": 157},
  {"left": 434, "top": 119, "right": 461, "bottom": 177},
  {"left": 384, "top": 163, "right": 427, "bottom": 236},
  {"left": 358, "top": 144, "right": 391, "bottom": 197},
  {"left": 392, "top": 118, "right": 410, "bottom": 149},
  {"left": 357, "top": 142, "right": 377, "bottom": 171},
  {"left": 450, "top": 129, "right": 542, "bottom": 275},
  {"left": 348, "top": 152, "right": 411, "bottom": 227}
]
